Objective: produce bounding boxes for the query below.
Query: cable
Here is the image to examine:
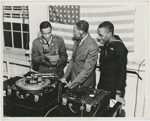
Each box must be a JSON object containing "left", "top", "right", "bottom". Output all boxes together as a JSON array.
[
  {"left": 44, "top": 105, "right": 58, "bottom": 117},
  {"left": 127, "top": 68, "right": 145, "bottom": 72},
  {"left": 81, "top": 109, "right": 84, "bottom": 117},
  {"left": 58, "top": 82, "right": 62, "bottom": 103},
  {"left": 57, "top": 107, "right": 64, "bottom": 116},
  {"left": 69, "top": 103, "right": 79, "bottom": 113},
  {"left": 92, "top": 100, "right": 100, "bottom": 117},
  {"left": 91, "top": 95, "right": 101, "bottom": 117},
  {"left": 80, "top": 102, "right": 84, "bottom": 117},
  {"left": 142, "top": 96, "right": 145, "bottom": 117},
  {"left": 134, "top": 59, "right": 145, "bottom": 117}
]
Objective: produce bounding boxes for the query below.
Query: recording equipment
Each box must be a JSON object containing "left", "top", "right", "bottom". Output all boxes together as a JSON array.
[
  {"left": 43, "top": 44, "right": 49, "bottom": 54},
  {"left": 4, "top": 71, "right": 61, "bottom": 117},
  {"left": 59, "top": 87, "right": 111, "bottom": 117}
]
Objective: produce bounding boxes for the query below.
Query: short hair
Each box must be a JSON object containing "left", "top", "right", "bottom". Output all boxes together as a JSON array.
[
  {"left": 75, "top": 20, "right": 89, "bottom": 33},
  {"left": 98, "top": 21, "right": 114, "bottom": 35},
  {"left": 40, "top": 21, "right": 52, "bottom": 31}
]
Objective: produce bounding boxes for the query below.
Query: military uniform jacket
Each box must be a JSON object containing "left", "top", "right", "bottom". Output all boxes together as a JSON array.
[
  {"left": 98, "top": 38, "right": 128, "bottom": 98},
  {"left": 64, "top": 34, "right": 99, "bottom": 88},
  {"left": 32, "top": 35, "right": 68, "bottom": 78}
]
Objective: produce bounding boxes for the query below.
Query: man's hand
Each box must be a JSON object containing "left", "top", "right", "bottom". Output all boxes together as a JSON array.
[
  {"left": 45, "top": 54, "right": 59, "bottom": 66},
  {"left": 60, "top": 78, "right": 70, "bottom": 88},
  {"left": 116, "top": 95, "right": 126, "bottom": 107},
  {"left": 50, "top": 61, "right": 58, "bottom": 66},
  {"left": 60, "top": 78, "right": 67, "bottom": 84},
  {"left": 47, "top": 55, "right": 59, "bottom": 61}
]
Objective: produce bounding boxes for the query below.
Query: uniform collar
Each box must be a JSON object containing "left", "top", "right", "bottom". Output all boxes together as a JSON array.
[{"left": 42, "top": 35, "right": 52, "bottom": 44}]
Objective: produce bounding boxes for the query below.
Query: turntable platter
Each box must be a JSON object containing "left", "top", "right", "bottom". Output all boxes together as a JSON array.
[{"left": 15, "top": 77, "right": 51, "bottom": 91}]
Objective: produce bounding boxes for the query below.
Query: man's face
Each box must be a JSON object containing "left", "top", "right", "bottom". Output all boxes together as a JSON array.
[
  {"left": 97, "top": 27, "right": 110, "bottom": 44},
  {"left": 41, "top": 27, "right": 52, "bottom": 41},
  {"left": 73, "top": 25, "right": 81, "bottom": 40}
]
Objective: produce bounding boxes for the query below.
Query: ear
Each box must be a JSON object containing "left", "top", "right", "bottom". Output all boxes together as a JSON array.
[
  {"left": 108, "top": 32, "right": 112, "bottom": 37},
  {"left": 79, "top": 30, "right": 84, "bottom": 35}
]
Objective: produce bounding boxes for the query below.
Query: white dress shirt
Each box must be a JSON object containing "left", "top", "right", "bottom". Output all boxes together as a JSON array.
[{"left": 79, "top": 33, "right": 88, "bottom": 46}]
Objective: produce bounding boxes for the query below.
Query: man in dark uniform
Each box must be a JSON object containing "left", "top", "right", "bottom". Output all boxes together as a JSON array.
[
  {"left": 61, "top": 20, "right": 99, "bottom": 89},
  {"left": 32, "top": 21, "right": 68, "bottom": 78},
  {"left": 97, "top": 21, "right": 128, "bottom": 105}
]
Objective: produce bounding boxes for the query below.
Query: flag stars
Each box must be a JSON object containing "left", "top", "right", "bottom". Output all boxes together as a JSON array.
[{"left": 49, "top": 5, "right": 79, "bottom": 25}]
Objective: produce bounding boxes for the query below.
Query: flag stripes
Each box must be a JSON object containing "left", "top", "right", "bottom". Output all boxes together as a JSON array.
[
  {"left": 88, "top": 20, "right": 134, "bottom": 25},
  {"left": 50, "top": 5, "right": 135, "bottom": 52},
  {"left": 81, "top": 10, "right": 135, "bottom": 17},
  {"left": 80, "top": 5, "right": 135, "bottom": 13}
]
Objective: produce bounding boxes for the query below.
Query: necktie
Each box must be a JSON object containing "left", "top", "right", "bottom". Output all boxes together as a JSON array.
[
  {"left": 46, "top": 41, "right": 50, "bottom": 46},
  {"left": 77, "top": 40, "right": 81, "bottom": 48}
]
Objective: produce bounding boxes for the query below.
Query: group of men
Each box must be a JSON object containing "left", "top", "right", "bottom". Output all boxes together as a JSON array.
[{"left": 32, "top": 20, "right": 128, "bottom": 106}]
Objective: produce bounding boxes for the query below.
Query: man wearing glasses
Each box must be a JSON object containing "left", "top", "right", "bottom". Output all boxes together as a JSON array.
[{"left": 32, "top": 21, "right": 68, "bottom": 78}]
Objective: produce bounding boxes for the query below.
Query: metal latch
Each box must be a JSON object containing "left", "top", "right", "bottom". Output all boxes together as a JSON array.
[
  {"left": 86, "top": 104, "right": 92, "bottom": 112},
  {"left": 34, "top": 95, "right": 39, "bottom": 102},
  {"left": 62, "top": 98, "right": 67, "bottom": 105}
]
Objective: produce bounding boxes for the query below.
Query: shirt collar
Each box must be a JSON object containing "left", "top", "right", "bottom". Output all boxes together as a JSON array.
[
  {"left": 81, "top": 33, "right": 88, "bottom": 43},
  {"left": 42, "top": 35, "right": 52, "bottom": 44}
]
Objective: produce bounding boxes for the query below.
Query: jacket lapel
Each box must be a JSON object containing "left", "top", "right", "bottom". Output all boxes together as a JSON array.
[
  {"left": 49, "top": 35, "right": 57, "bottom": 52},
  {"left": 75, "top": 35, "right": 90, "bottom": 57}
]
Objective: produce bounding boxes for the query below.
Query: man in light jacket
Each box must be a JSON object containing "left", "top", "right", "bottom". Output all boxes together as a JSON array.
[{"left": 61, "top": 20, "right": 99, "bottom": 89}]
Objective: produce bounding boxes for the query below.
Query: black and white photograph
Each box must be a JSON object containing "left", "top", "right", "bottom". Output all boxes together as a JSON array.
[{"left": 1, "top": 1, "right": 149, "bottom": 120}]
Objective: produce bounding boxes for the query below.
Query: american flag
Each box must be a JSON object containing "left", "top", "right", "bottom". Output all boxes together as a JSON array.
[{"left": 49, "top": 5, "right": 135, "bottom": 52}]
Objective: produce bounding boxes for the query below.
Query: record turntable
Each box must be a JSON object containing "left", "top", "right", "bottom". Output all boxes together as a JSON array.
[
  {"left": 15, "top": 73, "right": 55, "bottom": 92},
  {"left": 4, "top": 71, "right": 61, "bottom": 116}
]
